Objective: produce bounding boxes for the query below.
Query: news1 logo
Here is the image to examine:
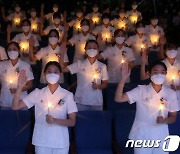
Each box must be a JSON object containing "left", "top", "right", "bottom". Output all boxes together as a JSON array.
[{"left": 125, "top": 135, "right": 180, "bottom": 152}]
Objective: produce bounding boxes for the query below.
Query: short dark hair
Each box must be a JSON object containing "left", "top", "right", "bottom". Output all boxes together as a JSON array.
[
  {"left": 7, "top": 41, "right": 20, "bottom": 50},
  {"left": 149, "top": 61, "right": 167, "bottom": 73},
  {"left": 21, "top": 19, "right": 31, "bottom": 27},
  {"left": 80, "top": 18, "right": 90, "bottom": 26},
  {"left": 53, "top": 12, "right": 61, "bottom": 19},
  {"left": 101, "top": 13, "right": 110, "bottom": 20},
  {"left": 48, "top": 29, "right": 59, "bottom": 39},
  {"left": 44, "top": 61, "right": 61, "bottom": 73},
  {"left": 85, "top": 40, "right": 99, "bottom": 49},
  {"left": 114, "top": 29, "right": 125, "bottom": 37}
]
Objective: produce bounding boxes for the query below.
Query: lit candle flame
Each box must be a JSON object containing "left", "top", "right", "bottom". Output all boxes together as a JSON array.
[
  {"left": 20, "top": 42, "right": 29, "bottom": 52},
  {"left": 48, "top": 102, "right": 52, "bottom": 115},
  {"left": 31, "top": 23, "right": 38, "bottom": 31},
  {"left": 14, "top": 18, "right": 20, "bottom": 25},
  {"left": 150, "top": 34, "right": 159, "bottom": 46},
  {"left": 92, "top": 16, "right": 99, "bottom": 24},
  {"left": 130, "top": 16, "right": 138, "bottom": 24},
  {"left": 121, "top": 59, "right": 125, "bottom": 64}
]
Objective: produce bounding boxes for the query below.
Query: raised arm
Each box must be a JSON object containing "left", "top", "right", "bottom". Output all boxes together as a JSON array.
[
  {"left": 11, "top": 70, "right": 27, "bottom": 110},
  {"left": 114, "top": 63, "right": 131, "bottom": 103},
  {"left": 140, "top": 50, "right": 149, "bottom": 80},
  {"left": 158, "top": 35, "right": 166, "bottom": 60},
  {"left": 29, "top": 36, "right": 39, "bottom": 62}
]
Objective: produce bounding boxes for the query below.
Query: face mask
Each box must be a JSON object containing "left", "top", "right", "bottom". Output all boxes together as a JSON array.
[
  {"left": 137, "top": 27, "right": 145, "bottom": 34},
  {"left": 31, "top": 12, "right": 36, "bottom": 17},
  {"left": 46, "top": 73, "right": 60, "bottom": 84},
  {"left": 119, "top": 13, "right": 125, "bottom": 18},
  {"left": 53, "top": 7, "right": 58, "bottom": 12},
  {"left": 103, "top": 18, "right": 109, "bottom": 24},
  {"left": 15, "top": 7, "right": 21, "bottom": 12},
  {"left": 81, "top": 25, "right": 89, "bottom": 32},
  {"left": 54, "top": 18, "right": 60, "bottom": 24},
  {"left": 49, "top": 37, "right": 58, "bottom": 45},
  {"left": 93, "top": 7, "right": 98, "bottom": 12},
  {"left": 151, "top": 74, "right": 166, "bottom": 85},
  {"left": 76, "top": 12, "right": 83, "bottom": 18},
  {"left": 8, "top": 51, "right": 19, "bottom": 60},
  {"left": 86, "top": 49, "right": 98, "bottom": 57},
  {"left": 166, "top": 50, "right": 178, "bottom": 58},
  {"left": 132, "top": 5, "right": 137, "bottom": 10},
  {"left": 151, "top": 19, "right": 158, "bottom": 25},
  {"left": 115, "top": 37, "right": 125, "bottom": 44},
  {"left": 22, "top": 26, "right": 30, "bottom": 32}
]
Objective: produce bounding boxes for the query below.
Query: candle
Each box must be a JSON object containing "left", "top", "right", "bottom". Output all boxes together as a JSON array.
[
  {"left": 150, "top": 34, "right": 159, "bottom": 46},
  {"left": 158, "top": 103, "right": 164, "bottom": 117},
  {"left": 92, "top": 16, "right": 99, "bottom": 25},
  {"left": 14, "top": 17, "right": 20, "bottom": 26},
  {"left": 172, "top": 75, "right": 177, "bottom": 90},
  {"left": 9, "top": 80, "right": 13, "bottom": 89},
  {"left": 47, "top": 53, "right": 59, "bottom": 63},
  {"left": 77, "top": 24, "right": 81, "bottom": 34},
  {"left": 48, "top": 102, "right": 52, "bottom": 115},
  {"left": 20, "top": 42, "right": 29, "bottom": 53},
  {"left": 130, "top": 16, "right": 138, "bottom": 25},
  {"left": 31, "top": 23, "right": 38, "bottom": 32},
  {"left": 93, "top": 72, "right": 98, "bottom": 84}
]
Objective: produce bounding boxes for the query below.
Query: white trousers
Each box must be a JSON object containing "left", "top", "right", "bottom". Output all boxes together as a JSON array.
[{"left": 35, "top": 146, "right": 69, "bottom": 154}]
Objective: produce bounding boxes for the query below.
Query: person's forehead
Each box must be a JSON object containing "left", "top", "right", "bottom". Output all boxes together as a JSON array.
[{"left": 152, "top": 65, "right": 166, "bottom": 71}]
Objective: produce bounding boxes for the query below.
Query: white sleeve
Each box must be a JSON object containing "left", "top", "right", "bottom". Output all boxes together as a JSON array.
[
  {"left": 167, "top": 90, "right": 180, "bottom": 112},
  {"left": 127, "top": 48, "right": 135, "bottom": 62},
  {"left": 67, "top": 61, "right": 80, "bottom": 74},
  {"left": 69, "top": 35, "right": 77, "bottom": 46},
  {"left": 64, "top": 93, "right": 78, "bottom": 114},
  {"left": 0, "top": 47, "right": 8, "bottom": 60},
  {"left": 43, "top": 26, "right": 50, "bottom": 35},
  {"left": 126, "top": 86, "right": 140, "bottom": 104},
  {"left": 25, "top": 64, "right": 34, "bottom": 81},
  {"left": 101, "top": 65, "right": 109, "bottom": 81},
  {"left": 100, "top": 48, "right": 111, "bottom": 60},
  {"left": 125, "top": 36, "right": 133, "bottom": 46},
  {"left": 12, "top": 34, "right": 19, "bottom": 43},
  {"left": 35, "top": 48, "right": 45, "bottom": 60},
  {"left": 23, "top": 88, "right": 40, "bottom": 108},
  {"left": 63, "top": 51, "right": 69, "bottom": 63}
]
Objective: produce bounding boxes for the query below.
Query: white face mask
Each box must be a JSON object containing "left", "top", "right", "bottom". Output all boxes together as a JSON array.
[
  {"left": 15, "top": 6, "right": 21, "bottom": 12},
  {"left": 81, "top": 25, "right": 89, "bottom": 32},
  {"left": 115, "top": 37, "right": 125, "bottom": 44},
  {"left": 46, "top": 73, "right": 60, "bottom": 84},
  {"left": 93, "top": 7, "right": 98, "bottom": 12},
  {"left": 53, "top": 7, "right": 58, "bottom": 12},
  {"left": 86, "top": 49, "right": 98, "bottom": 57},
  {"left": 151, "top": 74, "right": 166, "bottom": 85},
  {"left": 137, "top": 27, "right": 145, "bottom": 34},
  {"left": 119, "top": 13, "right": 125, "bottom": 18},
  {"left": 22, "top": 26, "right": 30, "bottom": 32},
  {"left": 132, "top": 5, "right": 137, "bottom": 10},
  {"left": 151, "top": 19, "right": 158, "bottom": 25},
  {"left": 103, "top": 18, "right": 109, "bottom": 24},
  {"left": 54, "top": 18, "right": 60, "bottom": 24},
  {"left": 166, "top": 50, "right": 178, "bottom": 58},
  {"left": 76, "top": 12, "right": 83, "bottom": 18},
  {"left": 31, "top": 12, "right": 37, "bottom": 17},
  {"left": 8, "top": 51, "right": 19, "bottom": 60},
  {"left": 49, "top": 37, "right": 58, "bottom": 45}
]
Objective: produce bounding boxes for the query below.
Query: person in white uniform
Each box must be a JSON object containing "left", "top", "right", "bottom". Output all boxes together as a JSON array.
[
  {"left": 0, "top": 42, "right": 34, "bottom": 110},
  {"left": 125, "top": 1, "right": 142, "bottom": 33},
  {"left": 7, "top": 19, "right": 39, "bottom": 64},
  {"left": 0, "top": 46, "right": 8, "bottom": 61},
  {"left": 98, "top": 29, "right": 135, "bottom": 83},
  {"left": 125, "top": 21, "right": 152, "bottom": 65},
  {"left": 68, "top": 8, "right": 84, "bottom": 35},
  {"left": 40, "top": 3, "right": 64, "bottom": 26},
  {"left": 11, "top": 61, "right": 77, "bottom": 154},
  {"left": 29, "top": 29, "right": 69, "bottom": 83},
  {"left": 85, "top": 3, "right": 102, "bottom": 27},
  {"left": 29, "top": 7, "right": 40, "bottom": 36},
  {"left": 67, "top": 19, "right": 96, "bottom": 62},
  {"left": 60, "top": 40, "right": 109, "bottom": 111},
  {"left": 93, "top": 13, "right": 115, "bottom": 51},
  {"left": 40, "top": 12, "right": 67, "bottom": 43},
  {"left": 115, "top": 61, "right": 179, "bottom": 154},
  {"left": 1, "top": 3, "right": 26, "bottom": 32},
  {"left": 111, "top": 9, "right": 129, "bottom": 32}
]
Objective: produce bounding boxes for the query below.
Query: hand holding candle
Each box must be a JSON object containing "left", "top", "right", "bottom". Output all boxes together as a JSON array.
[
  {"left": 48, "top": 102, "right": 52, "bottom": 115},
  {"left": 14, "top": 17, "right": 21, "bottom": 26}
]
